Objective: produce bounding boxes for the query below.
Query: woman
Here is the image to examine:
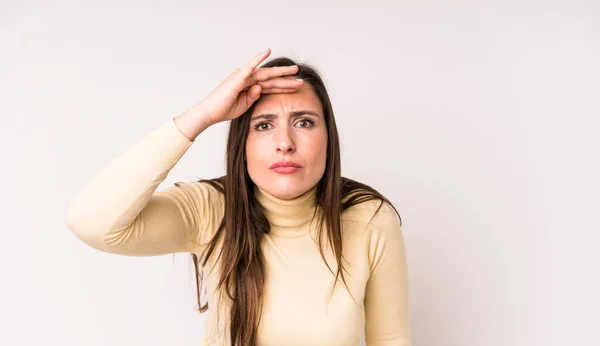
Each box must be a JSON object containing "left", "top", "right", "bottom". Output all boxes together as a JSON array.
[{"left": 66, "top": 48, "right": 411, "bottom": 346}]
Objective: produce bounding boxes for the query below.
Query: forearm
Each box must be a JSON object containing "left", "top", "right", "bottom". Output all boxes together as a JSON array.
[{"left": 174, "top": 102, "right": 215, "bottom": 141}]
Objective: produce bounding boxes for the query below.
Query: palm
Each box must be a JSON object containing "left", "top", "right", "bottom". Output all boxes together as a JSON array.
[{"left": 200, "top": 49, "right": 303, "bottom": 124}]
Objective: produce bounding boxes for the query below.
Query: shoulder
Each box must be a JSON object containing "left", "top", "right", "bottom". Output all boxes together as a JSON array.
[
  {"left": 341, "top": 182, "right": 402, "bottom": 228},
  {"left": 162, "top": 179, "right": 226, "bottom": 224},
  {"left": 339, "top": 182, "right": 404, "bottom": 255},
  {"left": 170, "top": 179, "right": 225, "bottom": 203},
  {"left": 342, "top": 196, "right": 405, "bottom": 271},
  {"left": 340, "top": 177, "right": 401, "bottom": 229},
  {"left": 163, "top": 180, "right": 226, "bottom": 249},
  {"left": 342, "top": 197, "right": 401, "bottom": 232}
]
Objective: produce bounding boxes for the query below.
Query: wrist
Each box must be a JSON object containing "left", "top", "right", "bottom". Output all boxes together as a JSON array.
[{"left": 174, "top": 103, "right": 215, "bottom": 141}]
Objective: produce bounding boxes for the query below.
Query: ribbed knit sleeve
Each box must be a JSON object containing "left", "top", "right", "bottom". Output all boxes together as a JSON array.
[
  {"left": 364, "top": 201, "right": 412, "bottom": 345},
  {"left": 65, "top": 119, "right": 222, "bottom": 256}
]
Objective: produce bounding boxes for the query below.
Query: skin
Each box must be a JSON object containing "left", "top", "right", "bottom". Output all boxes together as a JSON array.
[{"left": 245, "top": 79, "right": 328, "bottom": 200}]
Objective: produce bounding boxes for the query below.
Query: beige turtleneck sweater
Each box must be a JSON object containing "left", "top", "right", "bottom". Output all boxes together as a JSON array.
[{"left": 65, "top": 118, "right": 411, "bottom": 346}]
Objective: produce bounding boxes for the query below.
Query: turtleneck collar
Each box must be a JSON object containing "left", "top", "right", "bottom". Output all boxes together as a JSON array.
[{"left": 254, "top": 184, "right": 319, "bottom": 235}]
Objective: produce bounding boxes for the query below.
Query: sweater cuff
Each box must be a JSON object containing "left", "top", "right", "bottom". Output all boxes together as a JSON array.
[{"left": 144, "top": 118, "right": 194, "bottom": 172}]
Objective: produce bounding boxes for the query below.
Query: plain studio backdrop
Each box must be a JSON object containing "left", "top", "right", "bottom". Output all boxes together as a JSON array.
[{"left": 1, "top": 0, "right": 598, "bottom": 345}]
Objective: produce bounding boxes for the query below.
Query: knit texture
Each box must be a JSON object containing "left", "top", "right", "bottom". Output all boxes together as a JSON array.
[{"left": 66, "top": 119, "right": 411, "bottom": 345}]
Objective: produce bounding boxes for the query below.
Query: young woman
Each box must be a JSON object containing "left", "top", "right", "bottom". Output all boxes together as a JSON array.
[{"left": 66, "top": 49, "right": 411, "bottom": 346}]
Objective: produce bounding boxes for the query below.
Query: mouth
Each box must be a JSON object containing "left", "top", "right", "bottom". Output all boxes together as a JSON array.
[
  {"left": 270, "top": 161, "right": 302, "bottom": 169},
  {"left": 271, "top": 166, "right": 301, "bottom": 174},
  {"left": 270, "top": 161, "right": 302, "bottom": 174}
]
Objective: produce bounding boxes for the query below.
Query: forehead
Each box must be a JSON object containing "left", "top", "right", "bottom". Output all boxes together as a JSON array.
[{"left": 252, "top": 83, "right": 323, "bottom": 115}]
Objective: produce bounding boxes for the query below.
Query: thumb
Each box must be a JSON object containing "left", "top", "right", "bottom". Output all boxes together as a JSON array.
[{"left": 248, "top": 84, "right": 262, "bottom": 101}]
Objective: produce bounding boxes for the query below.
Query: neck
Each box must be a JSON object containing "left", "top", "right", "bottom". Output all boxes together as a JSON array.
[{"left": 253, "top": 184, "right": 319, "bottom": 237}]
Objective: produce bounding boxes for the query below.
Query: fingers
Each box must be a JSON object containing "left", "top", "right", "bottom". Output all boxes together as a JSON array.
[
  {"left": 258, "top": 77, "right": 303, "bottom": 89},
  {"left": 261, "top": 88, "right": 299, "bottom": 94},
  {"left": 252, "top": 65, "right": 299, "bottom": 81},
  {"left": 240, "top": 49, "right": 272, "bottom": 78},
  {"left": 237, "top": 49, "right": 303, "bottom": 95}
]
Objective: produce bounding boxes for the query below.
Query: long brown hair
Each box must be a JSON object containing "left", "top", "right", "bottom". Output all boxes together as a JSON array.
[{"left": 190, "top": 57, "right": 402, "bottom": 345}]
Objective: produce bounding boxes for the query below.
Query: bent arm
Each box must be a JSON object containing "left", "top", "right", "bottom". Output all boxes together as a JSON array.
[{"left": 65, "top": 118, "right": 213, "bottom": 256}]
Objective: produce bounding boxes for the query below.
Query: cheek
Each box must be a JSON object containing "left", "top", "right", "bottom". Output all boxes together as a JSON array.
[
  {"left": 245, "top": 135, "right": 273, "bottom": 174},
  {"left": 303, "top": 132, "right": 328, "bottom": 165},
  {"left": 245, "top": 136, "right": 261, "bottom": 168}
]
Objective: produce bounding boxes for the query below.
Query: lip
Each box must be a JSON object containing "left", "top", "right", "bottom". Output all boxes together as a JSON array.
[
  {"left": 270, "top": 161, "right": 302, "bottom": 169},
  {"left": 272, "top": 166, "right": 300, "bottom": 174}
]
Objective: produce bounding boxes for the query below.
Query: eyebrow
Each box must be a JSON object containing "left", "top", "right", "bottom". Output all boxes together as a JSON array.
[{"left": 250, "top": 110, "right": 321, "bottom": 122}]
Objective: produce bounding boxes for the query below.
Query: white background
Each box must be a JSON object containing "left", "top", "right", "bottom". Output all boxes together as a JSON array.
[{"left": 1, "top": 0, "right": 598, "bottom": 345}]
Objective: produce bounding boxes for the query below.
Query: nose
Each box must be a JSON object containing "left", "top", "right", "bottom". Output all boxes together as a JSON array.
[{"left": 275, "top": 125, "right": 296, "bottom": 154}]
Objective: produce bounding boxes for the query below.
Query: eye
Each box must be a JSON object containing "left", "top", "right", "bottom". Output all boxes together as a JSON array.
[
  {"left": 254, "top": 122, "right": 271, "bottom": 131},
  {"left": 296, "top": 118, "right": 314, "bottom": 128}
]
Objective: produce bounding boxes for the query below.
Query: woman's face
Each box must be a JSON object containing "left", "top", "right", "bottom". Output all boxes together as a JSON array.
[{"left": 246, "top": 81, "right": 328, "bottom": 200}]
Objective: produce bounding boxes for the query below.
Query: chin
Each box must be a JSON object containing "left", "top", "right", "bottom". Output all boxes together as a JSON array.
[
  {"left": 261, "top": 179, "right": 307, "bottom": 200},
  {"left": 272, "top": 183, "right": 303, "bottom": 199}
]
